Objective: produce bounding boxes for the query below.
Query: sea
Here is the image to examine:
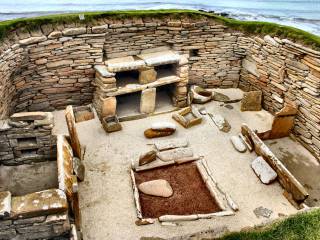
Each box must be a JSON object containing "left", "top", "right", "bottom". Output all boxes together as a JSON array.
[{"left": 0, "top": 0, "right": 319, "bottom": 35}]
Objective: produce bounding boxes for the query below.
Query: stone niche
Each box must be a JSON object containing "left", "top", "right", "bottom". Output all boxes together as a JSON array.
[{"left": 93, "top": 49, "right": 189, "bottom": 119}]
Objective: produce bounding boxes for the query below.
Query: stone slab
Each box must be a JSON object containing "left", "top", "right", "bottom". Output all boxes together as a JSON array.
[
  {"left": 154, "top": 138, "right": 189, "bottom": 151},
  {"left": 240, "top": 91, "right": 262, "bottom": 112},
  {"left": 251, "top": 156, "right": 277, "bottom": 184},
  {"left": 10, "top": 189, "right": 67, "bottom": 219},
  {"left": 157, "top": 147, "right": 193, "bottom": 162},
  {"left": 11, "top": 112, "right": 47, "bottom": 121},
  {"left": 140, "top": 88, "right": 156, "bottom": 114}
]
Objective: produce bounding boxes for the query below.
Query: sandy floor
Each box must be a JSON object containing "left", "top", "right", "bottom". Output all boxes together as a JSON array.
[{"left": 52, "top": 88, "right": 319, "bottom": 240}]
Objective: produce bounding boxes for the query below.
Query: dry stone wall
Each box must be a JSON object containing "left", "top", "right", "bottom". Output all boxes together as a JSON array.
[
  {"left": 239, "top": 35, "right": 320, "bottom": 160},
  {"left": 0, "top": 14, "right": 319, "bottom": 160},
  {"left": 0, "top": 16, "right": 243, "bottom": 119}
]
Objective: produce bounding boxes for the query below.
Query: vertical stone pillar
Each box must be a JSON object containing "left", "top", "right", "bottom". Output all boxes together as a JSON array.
[
  {"left": 140, "top": 88, "right": 156, "bottom": 114},
  {"left": 173, "top": 60, "right": 189, "bottom": 107}
]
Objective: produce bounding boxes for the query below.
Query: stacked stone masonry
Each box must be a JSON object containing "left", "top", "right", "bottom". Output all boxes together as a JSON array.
[
  {"left": 0, "top": 189, "right": 70, "bottom": 240},
  {"left": 0, "top": 15, "right": 319, "bottom": 159},
  {"left": 0, "top": 112, "right": 56, "bottom": 165},
  {"left": 238, "top": 35, "right": 320, "bottom": 160}
]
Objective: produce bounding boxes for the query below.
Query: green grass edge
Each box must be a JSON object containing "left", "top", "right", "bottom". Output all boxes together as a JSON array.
[
  {"left": 0, "top": 9, "right": 319, "bottom": 49},
  {"left": 218, "top": 208, "right": 320, "bottom": 240}
]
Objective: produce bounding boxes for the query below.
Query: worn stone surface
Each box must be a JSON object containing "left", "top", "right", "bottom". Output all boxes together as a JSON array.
[
  {"left": 241, "top": 91, "right": 262, "bottom": 111},
  {"left": 230, "top": 136, "right": 247, "bottom": 153},
  {"left": 140, "top": 88, "right": 156, "bottom": 114},
  {"left": 210, "top": 114, "right": 231, "bottom": 133},
  {"left": 212, "top": 92, "right": 231, "bottom": 102},
  {"left": 73, "top": 157, "right": 85, "bottom": 182},
  {"left": 157, "top": 147, "right": 193, "bottom": 162},
  {"left": 10, "top": 189, "right": 67, "bottom": 219},
  {"left": 10, "top": 112, "right": 47, "bottom": 121},
  {"left": 253, "top": 206, "right": 273, "bottom": 218},
  {"left": 154, "top": 138, "right": 189, "bottom": 151},
  {"left": 251, "top": 156, "right": 278, "bottom": 184},
  {"left": 139, "top": 150, "right": 157, "bottom": 166},
  {"left": 138, "top": 179, "right": 173, "bottom": 197}
]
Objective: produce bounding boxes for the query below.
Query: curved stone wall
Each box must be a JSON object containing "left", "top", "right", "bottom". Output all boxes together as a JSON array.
[
  {"left": 0, "top": 15, "right": 243, "bottom": 119},
  {"left": 0, "top": 13, "right": 319, "bottom": 159}
]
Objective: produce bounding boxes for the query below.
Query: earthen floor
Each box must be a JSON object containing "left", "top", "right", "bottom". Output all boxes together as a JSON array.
[{"left": 52, "top": 88, "right": 318, "bottom": 240}]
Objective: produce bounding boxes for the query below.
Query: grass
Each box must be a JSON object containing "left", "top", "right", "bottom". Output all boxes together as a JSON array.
[
  {"left": 0, "top": 9, "right": 319, "bottom": 49},
  {"left": 219, "top": 208, "right": 320, "bottom": 240}
]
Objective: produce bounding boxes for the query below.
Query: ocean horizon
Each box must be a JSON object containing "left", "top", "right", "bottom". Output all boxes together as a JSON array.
[{"left": 0, "top": 0, "right": 319, "bottom": 36}]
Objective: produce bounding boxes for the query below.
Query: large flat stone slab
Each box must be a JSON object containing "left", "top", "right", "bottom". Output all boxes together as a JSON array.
[
  {"left": 106, "top": 56, "right": 145, "bottom": 72},
  {"left": 240, "top": 91, "right": 262, "bottom": 112},
  {"left": 154, "top": 138, "right": 189, "bottom": 151},
  {"left": 157, "top": 147, "right": 193, "bottom": 162},
  {"left": 10, "top": 112, "right": 47, "bottom": 121},
  {"left": 251, "top": 156, "right": 277, "bottom": 184},
  {"left": 11, "top": 189, "right": 68, "bottom": 219},
  {"left": 138, "top": 51, "right": 180, "bottom": 66}
]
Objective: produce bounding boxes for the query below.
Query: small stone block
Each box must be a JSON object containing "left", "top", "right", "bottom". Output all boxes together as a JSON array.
[
  {"left": 140, "top": 88, "right": 156, "bottom": 114},
  {"left": 11, "top": 112, "right": 47, "bottom": 121}
]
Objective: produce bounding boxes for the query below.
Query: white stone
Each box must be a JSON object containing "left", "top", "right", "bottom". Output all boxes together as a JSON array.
[
  {"left": 157, "top": 147, "right": 193, "bottom": 162},
  {"left": 94, "top": 65, "right": 115, "bottom": 77},
  {"left": 230, "top": 136, "right": 247, "bottom": 153},
  {"left": 151, "top": 122, "right": 176, "bottom": 131},
  {"left": 154, "top": 138, "right": 189, "bottom": 151},
  {"left": 138, "top": 179, "right": 173, "bottom": 197},
  {"left": 251, "top": 156, "right": 277, "bottom": 184}
]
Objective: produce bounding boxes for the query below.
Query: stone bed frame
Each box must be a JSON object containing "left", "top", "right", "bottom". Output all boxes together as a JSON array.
[
  {"left": 0, "top": 111, "right": 83, "bottom": 240},
  {"left": 131, "top": 158, "right": 238, "bottom": 223}
]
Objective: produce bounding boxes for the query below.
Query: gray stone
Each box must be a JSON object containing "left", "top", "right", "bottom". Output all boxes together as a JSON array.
[
  {"left": 254, "top": 206, "right": 273, "bottom": 218},
  {"left": 154, "top": 138, "right": 189, "bottom": 151},
  {"left": 138, "top": 179, "right": 173, "bottom": 197},
  {"left": 251, "top": 156, "right": 277, "bottom": 184},
  {"left": 230, "top": 136, "right": 246, "bottom": 153},
  {"left": 242, "top": 58, "right": 260, "bottom": 77},
  {"left": 210, "top": 114, "right": 231, "bottom": 133},
  {"left": 157, "top": 147, "right": 193, "bottom": 162}
]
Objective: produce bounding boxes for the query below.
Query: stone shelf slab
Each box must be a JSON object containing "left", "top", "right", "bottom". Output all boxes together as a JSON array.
[
  {"left": 106, "top": 56, "right": 145, "bottom": 72},
  {"left": 105, "top": 75, "right": 180, "bottom": 97},
  {"left": 137, "top": 50, "right": 181, "bottom": 66}
]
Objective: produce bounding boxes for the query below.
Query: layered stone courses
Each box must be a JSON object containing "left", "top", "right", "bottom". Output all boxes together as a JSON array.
[
  {"left": 0, "top": 16, "right": 319, "bottom": 159},
  {"left": 239, "top": 35, "right": 320, "bottom": 160}
]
